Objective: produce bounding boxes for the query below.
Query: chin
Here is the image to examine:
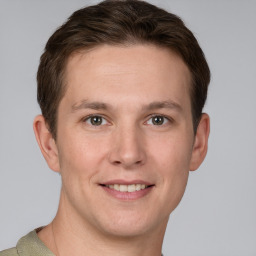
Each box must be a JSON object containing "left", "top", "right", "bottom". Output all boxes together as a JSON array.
[
  {"left": 92, "top": 209, "right": 169, "bottom": 239},
  {"left": 100, "top": 223, "right": 153, "bottom": 238}
]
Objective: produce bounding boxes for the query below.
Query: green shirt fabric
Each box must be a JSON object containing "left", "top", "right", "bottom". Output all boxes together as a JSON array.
[
  {"left": 0, "top": 229, "right": 54, "bottom": 256},
  {"left": 1, "top": 229, "right": 164, "bottom": 256}
]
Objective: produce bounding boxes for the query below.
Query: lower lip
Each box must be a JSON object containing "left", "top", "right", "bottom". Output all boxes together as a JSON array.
[{"left": 101, "top": 186, "right": 154, "bottom": 200}]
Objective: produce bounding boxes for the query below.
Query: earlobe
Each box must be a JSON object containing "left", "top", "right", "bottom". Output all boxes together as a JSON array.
[
  {"left": 189, "top": 113, "right": 210, "bottom": 171},
  {"left": 33, "top": 115, "right": 60, "bottom": 172}
]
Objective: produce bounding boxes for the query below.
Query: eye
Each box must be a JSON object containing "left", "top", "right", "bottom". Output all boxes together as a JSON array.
[
  {"left": 84, "top": 115, "right": 107, "bottom": 126},
  {"left": 146, "top": 115, "right": 170, "bottom": 126}
]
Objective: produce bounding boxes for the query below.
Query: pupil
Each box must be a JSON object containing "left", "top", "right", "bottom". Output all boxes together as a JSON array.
[
  {"left": 91, "top": 116, "right": 102, "bottom": 125},
  {"left": 153, "top": 116, "right": 164, "bottom": 125}
]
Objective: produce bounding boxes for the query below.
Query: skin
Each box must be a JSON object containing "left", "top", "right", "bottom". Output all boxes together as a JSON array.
[{"left": 34, "top": 44, "right": 210, "bottom": 256}]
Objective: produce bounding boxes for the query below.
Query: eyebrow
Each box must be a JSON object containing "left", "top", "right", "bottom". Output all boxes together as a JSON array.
[
  {"left": 143, "top": 100, "right": 182, "bottom": 112},
  {"left": 71, "top": 100, "right": 111, "bottom": 112},
  {"left": 71, "top": 99, "right": 182, "bottom": 112}
]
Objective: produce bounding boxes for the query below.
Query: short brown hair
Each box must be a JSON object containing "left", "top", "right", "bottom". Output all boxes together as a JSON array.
[{"left": 37, "top": 0, "right": 210, "bottom": 139}]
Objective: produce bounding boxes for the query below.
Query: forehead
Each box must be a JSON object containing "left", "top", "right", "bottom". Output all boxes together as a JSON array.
[{"left": 62, "top": 44, "right": 192, "bottom": 110}]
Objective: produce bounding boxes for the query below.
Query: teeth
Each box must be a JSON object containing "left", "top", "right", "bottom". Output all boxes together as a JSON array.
[
  {"left": 119, "top": 185, "right": 127, "bottom": 192},
  {"left": 128, "top": 184, "right": 136, "bottom": 192},
  {"left": 106, "top": 184, "right": 148, "bottom": 192},
  {"left": 114, "top": 184, "right": 119, "bottom": 190},
  {"left": 135, "top": 184, "right": 141, "bottom": 191}
]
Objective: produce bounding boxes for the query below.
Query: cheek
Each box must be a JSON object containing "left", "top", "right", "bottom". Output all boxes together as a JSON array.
[
  {"left": 158, "top": 140, "right": 190, "bottom": 192},
  {"left": 57, "top": 129, "right": 115, "bottom": 195},
  {"left": 57, "top": 132, "right": 105, "bottom": 186},
  {"left": 150, "top": 134, "right": 192, "bottom": 209},
  {"left": 56, "top": 133, "right": 107, "bottom": 212},
  {"left": 151, "top": 132, "right": 193, "bottom": 172}
]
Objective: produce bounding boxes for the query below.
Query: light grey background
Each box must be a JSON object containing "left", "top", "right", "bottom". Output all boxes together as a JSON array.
[{"left": 0, "top": 0, "right": 255, "bottom": 255}]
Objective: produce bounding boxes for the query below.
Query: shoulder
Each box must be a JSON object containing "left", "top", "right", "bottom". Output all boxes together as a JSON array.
[
  {"left": 0, "top": 228, "right": 54, "bottom": 256},
  {"left": 0, "top": 248, "right": 19, "bottom": 256}
]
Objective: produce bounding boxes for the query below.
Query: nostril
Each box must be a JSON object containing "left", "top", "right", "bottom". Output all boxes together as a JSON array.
[
  {"left": 108, "top": 145, "right": 146, "bottom": 167},
  {"left": 113, "top": 159, "right": 143, "bottom": 165},
  {"left": 113, "top": 160, "right": 122, "bottom": 165}
]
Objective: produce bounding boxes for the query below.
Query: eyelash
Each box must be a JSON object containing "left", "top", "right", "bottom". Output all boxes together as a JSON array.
[
  {"left": 82, "top": 115, "right": 108, "bottom": 126},
  {"left": 145, "top": 114, "right": 173, "bottom": 126},
  {"left": 82, "top": 114, "right": 173, "bottom": 127}
]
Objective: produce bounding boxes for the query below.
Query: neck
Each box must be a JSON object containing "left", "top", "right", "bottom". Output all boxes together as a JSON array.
[{"left": 39, "top": 190, "right": 167, "bottom": 256}]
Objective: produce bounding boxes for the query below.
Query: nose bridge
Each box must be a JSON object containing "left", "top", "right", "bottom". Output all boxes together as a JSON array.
[{"left": 109, "top": 121, "right": 146, "bottom": 168}]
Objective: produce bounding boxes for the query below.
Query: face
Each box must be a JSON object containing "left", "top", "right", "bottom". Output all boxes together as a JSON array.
[{"left": 51, "top": 45, "right": 197, "bottom": 237}]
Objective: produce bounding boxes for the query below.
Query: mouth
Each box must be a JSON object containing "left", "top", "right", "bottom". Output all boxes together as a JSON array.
[{"left": 100, "top": 184, "right": 154, "bottom": 193}]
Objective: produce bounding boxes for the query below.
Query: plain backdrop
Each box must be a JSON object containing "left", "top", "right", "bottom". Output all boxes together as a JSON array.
[{"left": 0, "top": 1, "right": 256, "bottom": 255}]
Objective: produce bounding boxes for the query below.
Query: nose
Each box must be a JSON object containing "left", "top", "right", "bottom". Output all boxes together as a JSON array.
[{"left": 108, "top": 124, "right": 146, "bottom": 169}]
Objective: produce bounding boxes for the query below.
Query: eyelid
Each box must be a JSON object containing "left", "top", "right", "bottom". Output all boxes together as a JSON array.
[
  {"left": 145, "top": 114, "right": 174, "bottom": 125},
  {"left": 81, "top": 113, "right": 173, "bottom": 126},
  {"left": 82, "top": 114, "right": 109, "bottom": 125}
]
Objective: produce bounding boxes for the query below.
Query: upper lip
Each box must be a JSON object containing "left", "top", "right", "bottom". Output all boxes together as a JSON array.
[{"left": 100, "top": 179, "right": 153, "bottom": 186}]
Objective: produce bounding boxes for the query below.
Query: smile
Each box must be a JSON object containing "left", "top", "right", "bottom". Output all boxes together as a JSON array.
[
  {"left": 104, "top": 184, "right": 149, "bottom": 192},
  {"left": 100, "top": 181, "right": 154, "bottom": 200}
]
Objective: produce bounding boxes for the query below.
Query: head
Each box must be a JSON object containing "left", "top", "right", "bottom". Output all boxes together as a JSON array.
[
  {"left": 37, "top": 0, "right": 210, "bottom": 140},
  {"left": 34, "top": 0, "right": 210, "bottom": 241}
]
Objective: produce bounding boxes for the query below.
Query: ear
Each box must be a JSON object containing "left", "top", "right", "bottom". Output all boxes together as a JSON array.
[
  {"left": 33, "top": 115, "right": 60, "bottom": 172},
  {"left": 189, "top": 113, "right": 210, "bottom": 171}
]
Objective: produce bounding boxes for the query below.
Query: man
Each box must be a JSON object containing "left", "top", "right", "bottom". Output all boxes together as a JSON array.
[{"left": 0, "top": 0, "right": 210, "bottom": 255}]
